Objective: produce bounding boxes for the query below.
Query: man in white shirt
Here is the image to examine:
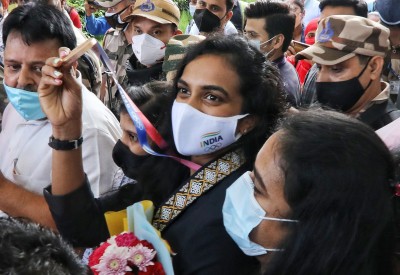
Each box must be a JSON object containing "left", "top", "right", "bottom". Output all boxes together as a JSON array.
[
  {"left": 188, "top": 0, "right": 237, "bottom": 35},
  {"left": 0, "top": 3, "right": 121, "bottom": 229}
]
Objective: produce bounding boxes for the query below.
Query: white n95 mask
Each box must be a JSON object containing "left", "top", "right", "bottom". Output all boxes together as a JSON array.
[
  {"left": 223, "top": 171, "right": 298, "bottom": 256},
  {"left": 131, "top": 33, "right": 166, "bottom": 66},
  {"left": 171, "top": 101, "right": 247, "bottom": 156}
]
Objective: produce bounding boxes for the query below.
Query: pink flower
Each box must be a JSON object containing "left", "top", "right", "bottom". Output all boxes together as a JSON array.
[
  {"left": 128, "top": 243, "right": 156, "bottom": 272},
  {"left": 93, "top": 245, "right": 132, "bottom": 275},
  {"left": 89, "top": 231, "right": 166, "bottom": 275},
  {"left": 89, "top": 242, "right": 111, "bottom": 275},
  {"left": 139, "top": 262, "right": 166, "bottom": 275}
]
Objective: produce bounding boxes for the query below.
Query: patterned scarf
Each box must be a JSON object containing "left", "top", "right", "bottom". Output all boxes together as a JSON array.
[{"left": 152, "top": 148, "right": 246, "bottom": 232}]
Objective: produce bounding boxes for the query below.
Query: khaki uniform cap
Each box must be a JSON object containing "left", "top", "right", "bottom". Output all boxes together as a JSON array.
[
  {"left": 122, "top": 0, "right": 180, "bottom": 26},
  {"left": 163, "top": 34, "right": 206, "bottom": 73},
  {"left": 96, "top": 0, "right": 124, "bottom": 8},
  {"left": 296, "top": 15, "right": 390, "bottom": 65},
  {"left": 163, "top": 34, "right": 205, "bottom": 81}
]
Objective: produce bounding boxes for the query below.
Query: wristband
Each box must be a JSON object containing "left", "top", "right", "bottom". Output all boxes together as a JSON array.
[{"left": 48, "top": 136, "right": 83, "bottom": 150}]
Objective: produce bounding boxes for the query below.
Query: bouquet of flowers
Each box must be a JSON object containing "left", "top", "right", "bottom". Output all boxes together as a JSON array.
[
  {"left": 88, "top": 201, "right": 174, "bottom": 275},
  {"left": 88, "top": 231, "right": 165, "bottom": 275}
]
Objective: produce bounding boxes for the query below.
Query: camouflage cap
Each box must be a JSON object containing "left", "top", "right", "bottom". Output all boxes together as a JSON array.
[
  {"left": 296, "top": 15, "right": 390, "bottom": 65},
  {"left": 163, "top": 35, "right": 206, "bottom": 81},
  {"left": 122, "top": 0, "right": 180, "bottom": 27},
  {"left": 96, "top": 0, "right": 124, "bottom": 8},
  {"left": 376, "top": 0, "right": 400, "bottom": 25}
]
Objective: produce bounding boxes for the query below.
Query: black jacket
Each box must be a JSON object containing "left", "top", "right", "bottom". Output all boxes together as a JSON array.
[
  {"left": 44, "top": 158, "right": 259, "bottom": 274},
  {"left": 161, "top": 163, "right": 259, "bottom": 275},
  {"left": 126, "top": 55, "right": 164, "bottom": 86},
  {"left": 359, "top": 99, "right": 400, "bottom": 130}
]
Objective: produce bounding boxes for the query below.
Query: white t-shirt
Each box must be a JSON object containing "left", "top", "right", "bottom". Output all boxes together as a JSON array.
[{"left": 0, "top": 81, "right": 122, "bottom": 200}]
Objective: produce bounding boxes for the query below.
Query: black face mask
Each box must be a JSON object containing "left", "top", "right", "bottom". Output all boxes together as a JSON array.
[
  {"left": 105, "top": 7, "right": 129, "bottom": 29},
  {"left": 193, "top": 8, "right": 221, "bottom": 33},
  {"left": 316, "top": 60, "right": 372, "bottom": 112},
  {"left": 112, "top": 139, "right": 150, "bottom": 179}
]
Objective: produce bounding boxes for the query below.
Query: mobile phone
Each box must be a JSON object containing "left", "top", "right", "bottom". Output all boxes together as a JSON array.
[
  {"left": 292, "top": 40, "right": 310, "bottom": 53},
  {"left": 61, "top": 38, "right": 97, "bottom": 65}
]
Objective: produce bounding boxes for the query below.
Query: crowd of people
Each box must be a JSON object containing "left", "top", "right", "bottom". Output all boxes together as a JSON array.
[{"left": 0, "top": 0, "right": 399, "bottom": 274}]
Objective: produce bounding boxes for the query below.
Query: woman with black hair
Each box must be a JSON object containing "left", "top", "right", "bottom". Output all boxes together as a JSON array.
[
  {"left": 223, "top": 109, "right": 398, "bottom": 274},
  {"left": 41, "top": 81, "right": 188, "bottom": 247},
  {"left": 149, "top": 35, "right": 286, "bottom": 274},
  {"left": 39, "top": 34, "right": 287, "bottom": 274}
]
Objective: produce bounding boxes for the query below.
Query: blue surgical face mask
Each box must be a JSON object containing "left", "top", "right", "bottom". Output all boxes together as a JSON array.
[
  {"left": 4, "top": 83, "right": 46, "bottom": 121},
  {"left": 222, "top": 171, "right": 298, "bottom": 256}
]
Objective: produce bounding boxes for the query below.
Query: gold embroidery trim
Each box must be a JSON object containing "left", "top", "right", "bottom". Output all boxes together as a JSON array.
[{"left": 152, "top": 148, "right": 246, "bottom": 232}]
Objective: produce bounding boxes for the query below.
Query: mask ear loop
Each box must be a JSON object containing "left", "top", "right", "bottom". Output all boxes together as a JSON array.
[
  {"left": 259, "top": 216, "right": 299, "bottom": 223},
  {"left": 357, "top": 56, "right": 373, "bottom": 91},
  {"left": 260, "top": 35, "right": 277, "bottom": 50},
  {"left": 219, "top": 7, "right": 233, "bottom": 29},
  {"left": 219, "top": 3, "right": 234, "bottom": 21},
  {"left": 234, "top": 132, "right": 242, "bottom": 140},
  {"left": 219, "top": 12, "right": 227, "bottom": 21},
  {"left": 357, "top": 57, "right": 372, "bottom": 78},
  {"left": 260, "top": 35, "right": 280, "bottom": 59}
]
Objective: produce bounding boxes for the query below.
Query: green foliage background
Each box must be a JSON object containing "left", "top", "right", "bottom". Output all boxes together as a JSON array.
[
  {"left": 67, "top": 0, "right": 191, "bottom": 36},
  {"left": 67, "top": 0, "right": 255, "bottom": 35},
  {"left": 67, "top": 0, "right": 104, "bottom": 37}
]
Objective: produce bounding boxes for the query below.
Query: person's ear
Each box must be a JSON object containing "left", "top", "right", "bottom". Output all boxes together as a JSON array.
[
  {"left": 236, "top": 115, "right": 258, "bottom": 136},
  {"left": 273, "top": 34, "right": 285, "bottom": 49},
  {"left": 368, "top": 56, "right": 384, "bottom": 81},
  {"left": 226, "top": 10, "right": 233, "bottom": 21},
  {"left": 219, "top": 10, "right": 232, "bottom": 29},
  {"left": 174, "top": 29, "right": 183, "bottom": 35}
]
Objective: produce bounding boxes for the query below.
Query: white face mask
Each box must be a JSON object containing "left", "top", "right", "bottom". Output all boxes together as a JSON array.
[
  {"left": 131, "top": 33, "right": 166, "bottom": 66},
  {"left": 248, "top": 35, "right": 277, "bottom": 59},
  {"left": 189, "top": 3, "right": 196, "bottom": 17},
  {"left": 104, "top": 11, "right": 116, "bottom": 17},
  {"left": 104, "top": 12, "right": 124, "bottom": 24},
  {"left": 171, "top": 101, "right": 247, "bottom": 156},
  {"left": 223, "top": 172, "right": 299, "bottom": 256}
]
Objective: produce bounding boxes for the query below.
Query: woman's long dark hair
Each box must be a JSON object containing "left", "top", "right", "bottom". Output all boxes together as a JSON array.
[
  {"left": 264, "top": 109, "right": 395, "bottom": 275},
  {"left": 173, "top": 35, "right": 287, "bottom": 164}
]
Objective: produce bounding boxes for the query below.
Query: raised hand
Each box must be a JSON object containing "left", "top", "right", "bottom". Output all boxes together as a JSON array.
[
  {"left": 38, "top": 47, "right": 82, "bottom": 139},
  {"left": 286, "top": 41, "right": 296, "bottom": 57},
  {"left": 84, "top": 1, "right": 98, "bottom": 16}
]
